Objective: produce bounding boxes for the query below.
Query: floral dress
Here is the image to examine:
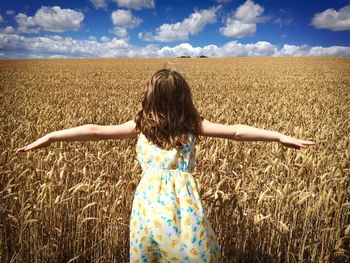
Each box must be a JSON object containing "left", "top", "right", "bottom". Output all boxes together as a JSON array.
[{"left": 129, "top": 132, "right": 222, "bottom": 263}]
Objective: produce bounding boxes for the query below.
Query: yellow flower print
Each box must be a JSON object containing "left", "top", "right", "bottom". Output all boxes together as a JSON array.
[
  {"left": 198, "top": 225, "right": 207, "bottom": 239},
  {"left": 184, "top": 214, "right": 193, "bottom": 227},
  {"left": 143, "top": 225, "right": 149, "bottom": 235},
  {"left": 179, "top": 178, "right": 186, "bottom": 188},
  {"left": 130, "top": 229, "right": 136, "bottom": 240},
  {"left": 139, "top": 226, "right": 149, "bottom": 241},
  {"left": 148, "top": 190, "right": 158, "bottom": 202},
  {"left": 131, "top": 217, "right": 138, "bottom": 229},
  {"left": 132, "top": 246, "right": 139, "bottom": 255},
  {"left": 165, "top": 204, "right": 173, "bottom": 212},
  {"left": 154, "top": 153, "right": 161, "bottom": 163},
  {"left": 141, "top": 207, "right": 146, "bottom": 216},
  {"left": 189, "top": 246, "right": 200, "bottom": 256},
  {"left": 169, "top": 238, "right": 181, "bottom": 251},
  {"left": 169, "top": 256, "right": 181, "bottom": 262},
  {"left": 203, "top": 239, "right": 210, "bottom": 251},
  {"left": 172, "top": 213, "right": 178, "bottom": 225},
  {"left": 148, "top": 176, "right": 156, "bottom": 183},
  {"left": 185, "top": 196, "right": 194, "bottom": 206},
  {"left": 175, "top": 197, "right": 180, "bottom": 206},
  {"left": 143, "top": 149, "right": 150, "bottom": 160},
  {"left": 182, "top": 228, "right": 192, "bottom": 241},
  {"left": 153, "top": 218, "right": 163, "bottom": 229},
  {"left": 145, "top": 246, "right": 153, "bottom": 253},
  {"left": 136, "top": 199, "right": 143, "bottom": 210},
  {"left": 155, "top": 233, "right": 164, "bottom": 242},
  {"left": 160, "top": 249, "right": 169, "bottom": 258}
]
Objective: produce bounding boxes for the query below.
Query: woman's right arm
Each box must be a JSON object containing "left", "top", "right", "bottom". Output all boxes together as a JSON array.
[
  {"left": 16, "top": 120, "right": 137, "bottom": 153},
  {"left": 200, "top": 119, "right": 315, "bottom": 149}
]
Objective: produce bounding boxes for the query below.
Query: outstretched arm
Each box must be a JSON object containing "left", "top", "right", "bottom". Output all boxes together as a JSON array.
[
  {"left": 16, "top": 120, "right": 137, "bottom": 153},
  {"left": 200, "top": 119, "right": 315, "bottom": 150}
]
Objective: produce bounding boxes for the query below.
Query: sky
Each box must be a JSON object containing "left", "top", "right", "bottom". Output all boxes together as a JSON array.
[{"left": 0, "top": 0, "right": 350, "bottom": 58}]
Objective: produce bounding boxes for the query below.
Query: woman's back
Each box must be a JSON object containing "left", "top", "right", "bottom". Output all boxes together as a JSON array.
[
  {"left": 129, "top": 132, "right": 223, "bottom": 262},
  {"left": 136, "top": 132, "right": 196, "bottom": 172}
]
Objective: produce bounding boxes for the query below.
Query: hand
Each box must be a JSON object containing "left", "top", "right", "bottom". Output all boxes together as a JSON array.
[
  {"left": 16, "top": 135, "right": 52, "bottom": 153},
  {"left": 278, "top": 134, "right": 315, "bottom": 150}
]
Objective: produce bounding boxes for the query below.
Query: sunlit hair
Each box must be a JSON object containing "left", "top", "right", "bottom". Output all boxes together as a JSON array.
[{"left": 134, "top": 68, "right": 203, "bottom": 149}]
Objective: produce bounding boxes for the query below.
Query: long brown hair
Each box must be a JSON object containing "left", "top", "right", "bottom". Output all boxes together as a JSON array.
[{"left": 134, "top": 68, "right": 203, "bottom": 149}]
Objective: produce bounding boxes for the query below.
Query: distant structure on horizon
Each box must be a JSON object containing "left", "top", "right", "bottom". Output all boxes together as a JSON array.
[{"left": 177, "top": 55, "right": 209, "bottom": 58}]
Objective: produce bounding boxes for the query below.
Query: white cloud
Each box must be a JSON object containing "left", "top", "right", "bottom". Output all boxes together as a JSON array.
[
  {"left": 111, "top": 9, "right": 142, "bottom": 28},
  {"left": 279, "top": 44, "right": 350, "bottom": 56},
  {"left": 311, "top": 5, "right": 350, "bottom": 31},
  {"left": 139, "top": 6, "right": 220, "bottom": 42},
  {"left": 234, "top": 0, "right": 267, "bottom": 23},
  {"left": 0, "top": 15, "right": 3, "bottom": 23},
  {"left": 113, "top": 0, "right": 155, "bottom": 10},
  {"left": 1, "top": 33, "right": 350, "bottom": 58},
  {"left": 90, "top": 0, "right": 108, "bottom": 9},
  {"left": 278, "top": 44, "right": 310, "bottom": 56},
  {"left": 15, "top": 6, "right": 84, "bottom": 33},
  {"left": 6, "top": 10, "right": 16, "bottom": 15},
  {"left": 110, "top": 26, "right": 128, "bottom": 38},
  {"left": 100, "top": 36, "right": 110, "bottom": 42},
  {"left": 16, "top": 13, "right": 38, "bottom": 33},
  {"left": 48, "top": 54, "right": 69, "bottom": 58},
  {"left": 220, "top": 20, "right": 256, "bottom": 38},
  {"left": 0, "top": 26, "right": 16, "bottom": 34},
  {"left": 0, "top": 33, "right": 131, "bottom": 57},
  {"left": 220, "top": 0, "right": 268, "bottom": 38}
]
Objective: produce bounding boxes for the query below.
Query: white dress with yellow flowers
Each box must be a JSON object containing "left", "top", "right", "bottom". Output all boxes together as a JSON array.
[{"left": 129, "top": 132, "right": 222, "bottom": 263}]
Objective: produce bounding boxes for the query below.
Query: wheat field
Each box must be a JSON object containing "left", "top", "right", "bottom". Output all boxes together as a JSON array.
[{"left": 0, "top": 57, "right": 349, "bottom": 262}]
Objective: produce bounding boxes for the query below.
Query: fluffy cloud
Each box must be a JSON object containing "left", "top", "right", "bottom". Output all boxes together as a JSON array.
[
  {"left": 110, "top": 9, "right": 141, "bottom": 39},
  {"left": 139, "top": 6, "right": 220, "bottom": 42},
  {"left": 0, "top": 33, "right": 130, "bottom": 57},
  {"left": 0, "top": 15, "right": 3, "bottom": 23},
  {"left": 90, "top": 0, "right": 108, "bottom": 9},
  {"left": 279, "top": 44, "right": 350, "bottom": 56},
  {"left": 220, "top": 0, "right": 269, "bottom": 38},
  {"left": 0, "top": 26, "right": 16, "bottom": 34},
  {"left": 100, "top": 36, "right": 110, "bottom": 42},
  {"left": 311, "top": 5, "right": 350, "bottom": 31},
  {"left": 15, "top": 6, "right": 84, "bottom": 33},
  {"left": 113, "top": 0, "right": 155, "bottom": 10},
  {"left": 1, "top": 32, "right": 349, "bottom": 58},
  {"left": 111, "top": 9, "right": 142, "bottom": 28}
]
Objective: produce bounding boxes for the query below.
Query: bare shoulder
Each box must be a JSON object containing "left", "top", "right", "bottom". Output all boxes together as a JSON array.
[
  {"left": 94, "top": 119, "right": 138, "bottom": 139},
  {"left": 199, "top": 118, "right": 240, "bottom": 139},
  {"left": 119, "top": 120, "right": 137, "bottom": 137}
]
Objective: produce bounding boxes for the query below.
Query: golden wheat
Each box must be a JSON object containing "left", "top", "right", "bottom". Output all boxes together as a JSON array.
[{"left": 0, "top": 57, "right": 349, "bottom": 262}]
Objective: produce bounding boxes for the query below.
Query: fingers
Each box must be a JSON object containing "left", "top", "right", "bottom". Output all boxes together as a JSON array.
[
  {"left": 16, "top": 144, "right": 34, "bottom": 153},
  {"left": 297, "top": 139, "right": 315, "bottom": 147},
  {"left": 16, "top": 147, "right": 28, "bottom": 153},
  {"left": 301, "top": 140, "right": 315, "bottom": 145}
]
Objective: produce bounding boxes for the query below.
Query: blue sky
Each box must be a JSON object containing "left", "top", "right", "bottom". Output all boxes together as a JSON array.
[{"left": 0, "top": 0, "right": 349, "bottom": 58}]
